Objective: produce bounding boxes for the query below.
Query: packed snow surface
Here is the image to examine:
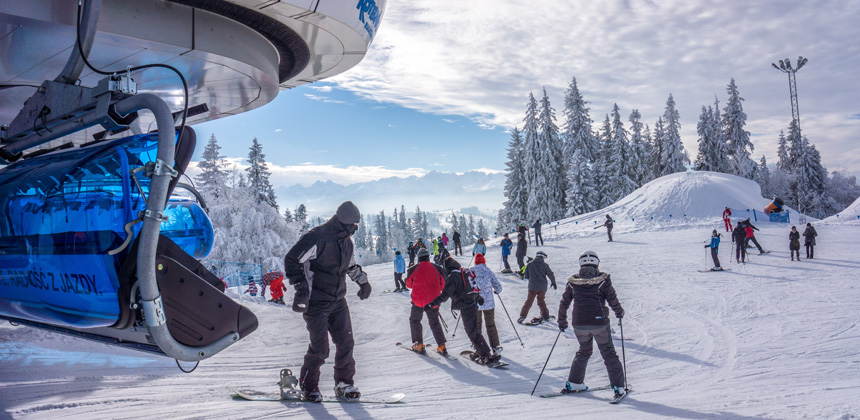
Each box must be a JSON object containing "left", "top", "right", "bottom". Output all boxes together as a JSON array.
[
  {"left": 2, "top": 172, "right": 860, "bottom": 419},
  {"left": 823, "top": 195, "right": 860, "bottom": 223}
]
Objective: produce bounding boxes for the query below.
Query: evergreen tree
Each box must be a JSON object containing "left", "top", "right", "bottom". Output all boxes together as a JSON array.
[
  {"left": 523, "top": 93, "right": 546, "bottom": 222},
  {"left": 607, "top": 103, "right": 636, "bottom": 201},
  {"left": 711, "top": 95, "right": 731, "bottom": 173},
  {"left": 722, "top": 79, "right": 755, "bottom": 178},
  {"left": 196, "top": 133, "right": 228, "bottom": 196},
  {"left": 245, "top": 137, "right": 278, "bottom": 210},
  {"left": 374, "top": 210, "right": 389, "bottom": 254},
  {"left": 694, "top": 105, "right": 721, "bottom": 172},
  {"left": 561, "top": 77, "right": 596, "bottom": 167},
  {"left": 628, "top": 109, "right": 646, "bottom": 186},
  {"left": 294, "top": 204, "right": 308, "bottom": 234},
  {"left": 537, "top": 87, "right": 565, "bottom": 220},
  {"left": 502, "top": 127, "right": 527, "bottom": 230},
  {"left": 776, "top": 129, "right": 790, "bottom": 172},
  {"left": 641, "top": 124, "right": 654, "bottom": 184},
  {"left": 660, "top": 94, "right": 689, "bottom": 175},
  {"left": 412, "top": 206, "right": 424, "bottom": 238},
  {"left": 565, "top": 148, "right": 598, "bottom": 216},
  {"left": 787, "top": 120, "right": 804, "bottom": 172},
  {"left": 467, "top": 214, "right": 476, "bottom": 240},
  {"left": 755, "top": 155, "right": 771, "bottom": 197},
  {"left": 651, "top": 118, "right": 665, "bottom": 180},
  {"left": 477, "top": 219, "right": 488, "bottom": 239},
  {"left": 283, "top": 207, "right": 294, "bottom": 223},
  {"left": 593, "top": 115, "right": 613, "bottom": 208}
]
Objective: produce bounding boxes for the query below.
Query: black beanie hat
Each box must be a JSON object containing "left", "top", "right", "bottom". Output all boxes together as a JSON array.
[{"left": 336, "top": 201, "right": 361, "bottom": 224}]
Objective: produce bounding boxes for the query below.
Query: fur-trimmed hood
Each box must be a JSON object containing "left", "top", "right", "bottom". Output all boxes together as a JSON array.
[{"left": 567, "top": 272, "right": 609, "bottom": 286}]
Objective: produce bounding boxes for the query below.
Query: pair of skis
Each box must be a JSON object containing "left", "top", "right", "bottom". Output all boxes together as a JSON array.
[
  {"left": 540, "top": 384, "right": 632, "bottom": 404},
  {"left": 231, "top": 368, "right": 405, "bottom": 404},
  {"left": 396, "top": 342, "right": 509, "bottom": 368}
]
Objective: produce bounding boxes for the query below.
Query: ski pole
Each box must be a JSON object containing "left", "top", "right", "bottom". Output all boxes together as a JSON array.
[
  {"left": 495, "top": 293, "right": 524, "bottom": 347},
  {"left": 619, "top": 318, "right": 629, "bottom": 391},
  {"left": 452, "top": 315, "right": 461, "bottom": 337},
  {"left": 531, "top": 330, "right": 561, "bottom": 396},
  {"left": 439, "top": 312, "right": 448, "bottom": 333}
]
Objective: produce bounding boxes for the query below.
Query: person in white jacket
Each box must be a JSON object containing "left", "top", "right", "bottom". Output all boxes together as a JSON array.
[{"left": 471, "top": 253, "right": 503, "bottom": 356}]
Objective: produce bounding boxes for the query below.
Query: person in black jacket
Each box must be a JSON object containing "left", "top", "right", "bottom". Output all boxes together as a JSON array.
[
  {"left": 557, "top": 250, "right": 626, "bottom": 398},
  {"left": 517, "top": 250, "right": 556, "bottom": 323},
  {"left": 789, "top": 226, "right": 801, "bottom": 261},
  {"left": 407, "top": 241, "right": 417, "bottom": 266},
  {"left": 601, "top": 214, "right": 614, "bottom": 242},
  {"left": 452, "top": 231, "right": 462, "bottom": 256},
  {"left": 284, "top": 201, "right": 372, "bottom": 403},
  {"left": 803, "top": 223, "right": 817, "bottom": 259},
  {"left": 534, "top": 218, "right": 544, "bottom": 246},
  {"left": 432, "top": 257, "right": 499, "bottom": 365},
  {"left": 732, "top": 222, "right": 747, "bottom": 263},
  {"left": 515, "top": 233, "right": 528, "bottom": 272}
]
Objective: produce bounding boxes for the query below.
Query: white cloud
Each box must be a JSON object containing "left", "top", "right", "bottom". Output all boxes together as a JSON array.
[
  {"left": 185, "top": 160, "right": 429, "bottom": 187},
  {"left": 274, "top": 128, "right": 282, "bottom": 132},
  {"left": 309, "top": 85, "right": 334, "bottom": 92},
  {"left": 442, "top": 118, "right": 455, "bottom": 124},
  {"left": 303, "top": 93, "right": 345, "bottom": 104},
  {"left": 333, "top": 0, "right": 860, "bottom": 172}
]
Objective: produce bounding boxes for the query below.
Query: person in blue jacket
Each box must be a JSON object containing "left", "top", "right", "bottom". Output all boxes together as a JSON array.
[
  {"left": 394, "top": 251, "right": 407, "bottom": 292},
  {"left": 499, "top": 234, "right": 513, "bottom": 273},
  {"left": 472, "top": 238, "right": 487, "bottom": 257},
  {"left": 703, "top": 229, "right": 722, "bottom": 271}
]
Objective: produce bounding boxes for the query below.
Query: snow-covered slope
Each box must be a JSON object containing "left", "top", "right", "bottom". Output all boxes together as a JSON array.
[{"left": 823, "top": 195, "right": 860, "bottom": 223}]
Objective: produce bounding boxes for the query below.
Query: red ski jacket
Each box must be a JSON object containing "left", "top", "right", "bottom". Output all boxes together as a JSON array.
[{"left": 406, "top": 260, "right": 446, "bottom": 307}]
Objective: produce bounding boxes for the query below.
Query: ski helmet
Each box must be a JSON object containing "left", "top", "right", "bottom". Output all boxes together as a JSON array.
[
  {"left": 578, "top": 250, "right": 599, "bottom": 266},
  {"left": 536, "top": 251, "right": 548, "bottom": 259}
]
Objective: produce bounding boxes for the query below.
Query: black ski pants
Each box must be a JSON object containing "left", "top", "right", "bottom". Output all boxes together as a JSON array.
[
  {"left": 409, "top": 304, "right": 446, "bottom": 346},
  {"left": 607, "top": 226, "right": 613, "bottom": 242},
  {"left": 394, "top": 272, "right": 406, "bottom": 290},
  {"left": 520, "top": 290, "right": 550, "bottom": 320},
  {"left": 806, "top": 244, "right": 814, "bottom": 259},
  {"left": 454, "top": 241, "right": 462, "bottom": 256},
  {"left": 568, "top": 325, "right": 625, "bottom": 387},
  {"left": 710, "top": 247, "right": 721, "bottom": 268},
  {"left": 745, "top": 236, "right": 764, "bottom": 253},
  {"left": 409, "top": 254, "right": 415, "bottom": 265},
  {"left": 735, "top": 240, "right": 746, "bottom": 262},
  {"left": 535, "top": 231, "right": 543, "bottom": 246},
  {"left": 476, "top": 308, "right": 500, "bottom": 349},
  {"left": 300, "top": 298, "right": 355, "bottom": 392},
  {"left": 460, "top": 305, "right": 491, "bottom": 358},
  {"left": 516, "top": 255, "right": 525, "bottom": 271}
]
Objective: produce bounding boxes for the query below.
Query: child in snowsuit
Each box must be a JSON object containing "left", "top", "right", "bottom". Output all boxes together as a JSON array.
[
  {"left": 406, "top": 248, "right": 448, "bottom": 354},
  {"left": 704, "top": 230, "right": 722, "bottom": 270},
  {"left": 500, "top": 234, "right": 513, "bottom": 273},
  {"left": 433, "top": 257, "right": 499, "bottom": 364},
  {"left": 789, "top": 226, "right": 801, "bottom": 261},
  {"left": 557, "top": 250, "right": 626, "bottom": 398},
  {"left": 518, "top": 251, "right": 556, "bottom": 324},
  {"left": 743, "top": 219, "right": 765, "bottom": 254},
  {"left": 394, "top": 251, "right": 407, "bottom": 292},
  {"left": 471, "top": 254, "right": 503, "bottom": 355},
  {"left": 245, "top": 278, "right": 259, "bottom": 296},
  {"left": 732, "top": 222, "right": 747, "bottom": 263},
  {"left": 803, "top": 223, "right": 817, "bottom": 259},
  {"left": 269, "top": 273, "right": 286, "bottom": 304}
]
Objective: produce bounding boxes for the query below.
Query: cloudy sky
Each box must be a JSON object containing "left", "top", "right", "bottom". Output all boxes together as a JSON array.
[{"left": 195, "top": 0, "right": 860, "bottom": 186}]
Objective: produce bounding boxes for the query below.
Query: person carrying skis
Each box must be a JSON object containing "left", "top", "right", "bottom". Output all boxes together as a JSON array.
[
  {"left": 441, "top": 232, "right": 449, "bottom": 248},
  {"left": 405, "top": 248, "right": 448, "bottom": 355},
  {"left": 803, "top": 223, "right": 817, "bottom": 259},
  {"left": 518, "top": 251, "right": 556, "bottom": 324},
  {"left": 789, "top": 226, "right": 801, "bottom": 261},
  {"left": 600, "top": 214, "right": 614, "bottom": 242},
  {"left": 500, "top": 234, "right": 513, "bottom": 273},
  {"left": 557, "top": 250, "right": 626, "bottom": 399},
  {"left": 704, "top": 229, "right": 722, "bottom": 270},
  {"left": 407, "top": 241, "right": 417, "bottom": 266},
  {"left": 743, "top": 218, "right": 765, "bottom": 254},
  {"left": 516, "top": 233, "right": 528, "bottom": 272},
  {"left": 534, "top": 218, "right": 544, "bottom": 246},
  {"left": 269, "top": 273, "right": 286, "bottom": 304},
  {"left": 471, "top": 253, "right": 503, "bottom": 356},
  {"left": 472, "top": 238, "right": 486, "bottom": 257},
  {"left": 394, "top": 251, "right": 407, "bottom": 292},
  {"left": 244, "top": 277, "right": 258, "bottom": 296},
  {"left": 732, "top": 221, "right": 747, "bottom": 263},
  {"left": 722, "top": 206, "right": 733, "bottom": 232},
  {"left": 452, "top": 231, "right": 462, "bottom": 256},
  {"left": 284, "top": 201, "right": 372, "bottom": 403},
  {"left": 432, "top": 257, "right": 500, "bottom": 365}
]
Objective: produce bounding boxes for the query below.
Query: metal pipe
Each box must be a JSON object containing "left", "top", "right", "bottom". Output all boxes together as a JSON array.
[
  {"left": 56, "top": 0, "right": 102, "bottom": 84},
  {"left": 114, "top": 93, "right": 238, "bottom": 361}
]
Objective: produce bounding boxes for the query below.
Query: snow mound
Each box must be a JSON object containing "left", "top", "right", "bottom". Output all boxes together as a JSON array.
[{"left": 823, "top": 195, "right": 860, "bottom": 223}]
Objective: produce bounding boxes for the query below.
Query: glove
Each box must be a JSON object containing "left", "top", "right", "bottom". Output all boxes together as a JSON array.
[
  {"left": 704, "top": 244, "right": 708, "bottom": 248},
  {"left": 617, "top": 309, "right": 624, "bottom": 319},
  {"left": 292, "top": 283, "right": 310, "bottom": 313},
  {"left": 551, "top": 282, "right": 557, "bottom": 290},
  {"left": 357, "top": 282, "right": 372, "bottom": 300},
  {"left": 476, "top": 295, "right": 485, "bottom": 306},
  {"left": 424, "top": 301, "right": 440, "bottom": 310},
  {"left": 558, "top": 319, "right": 568, "bottom": 332}
]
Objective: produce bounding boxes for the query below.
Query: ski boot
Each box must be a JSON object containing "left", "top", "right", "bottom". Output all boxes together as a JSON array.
[
  {"left": 436, "top": 344, "right": 448, "bottom": 356},
  {"left": 530, "top": 317, "right": 544, "bottom": 324},
  {"left": 468, "top": 352, "right": 487, "bottom": 365},
  {"left": 412, "top": 342, "right": 426, "bottom": 354},
  {"left": 517, "top": 315, "right": 525, "bottom": 324},
  {"left": 303, "top": 389, "right": 323, "bottom": 403},
  {"left": 491, "top": 346, "right": 503, "bottom": 357},
  {"left": 562, "top": 381, "right": 587, "bottom": 394},
  {"left": 334, "top": 382, "right": 361, "bottom": 401},
  {"left": 278, "top": 369, "right": 301, "bottom": 400},
  {"left": 613, "top": 385, "right": 626, "bottom": 398}
]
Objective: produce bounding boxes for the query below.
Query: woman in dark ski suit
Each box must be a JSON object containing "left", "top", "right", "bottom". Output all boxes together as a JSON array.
[
  {"left": 803, "top": 223, "right": 817, "bottom": 259},
  {"left": 789, "top": 226, "right": 801, "bottom": 261}
]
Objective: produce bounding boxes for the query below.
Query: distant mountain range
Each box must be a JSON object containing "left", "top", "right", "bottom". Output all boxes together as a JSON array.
[{"left": 275, "top": 170, "right": 506, "bottom": 219}]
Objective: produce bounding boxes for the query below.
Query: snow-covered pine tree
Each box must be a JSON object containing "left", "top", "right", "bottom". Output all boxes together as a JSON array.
[
  {"left": 628, "top": 109, "right": 646, "bottom": 187},
  {"left": 537, "top": 88, "right": 565, "bottom": 220},
  {"left": 755, "top": 155, "right": 771, "bottom": 197},
  {"left": 660, "top": 94, "right": 689, "bottom": 175},
  {"left": 283, "top": 207, "right": 294, "bottom": 223},
  {"left": 467, "top": 214, "right": 476, "bottom": 241},
  {"left": 245, "top": 137, "right": 278, "bottom": 211},
  {"left": 523, "top": 93, "right": 547, "bottom": 222},
  {"left": 694, "top": 105, "right": 722, "bottom": 172},
  {"left": 502, "top": 127, "right": 527, "bottom": 230},
  {"left": 651, "top": 118, "right": 665, "bottom": 180},
  {"left": 294, "top": 204, "right": 308, "bottom": 234},
  {"left": 196, "top": 133, "right": 228, "bottom": 197},
  {"left": 477, "top": 219, "right": 488, "bottom": 240},
  {"left": 641, "top": 124, "right": 654, "bottom": 184},
  {"left": 776, "top": 129, "right": 790, "bottom": 172},
  {"left": 793, "top": 136, "right": 815, "bottom": 214},
  {"left": 711, "top": 95, "right": 731, "bottom": 174},
  {"left": 374, "top": 210, "right": 389, "bottom": 256},
  {"left": 607, "top": 103, "right": 637, "bottom": 201},
  {"left": 592, "top": 115, "right": 613, "bottom": 209},
  {"left": 565, "top": 148, "right": 598, "bottom": 216},
  {"left": 561, "top": 77, "right": 596, "bottom": 162},
  {"left": 722, "top": 79, "right": 755, "bottom": 179},
  {"left": 787, "top": 120, "right": 803, "bottom": 173}
]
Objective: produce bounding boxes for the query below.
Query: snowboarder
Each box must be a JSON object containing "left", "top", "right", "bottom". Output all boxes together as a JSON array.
[
  {"left": 516, "top": 233, "right": 528, "bottom": 272},
  {"left": 743, "top": 219, "right": 765, "bottom": 254},
  {"left": 599, "top": 214, "right": 614, "bottom": 242},
  {"left": 557, "top": 250, "right": 626, "bottom": 399},
  {"left": 433, "top": 257, "right": 499, "bottom": 364},
  {"left": 407, "top": 241, "right": 417, "bottom": 266},
  {"left": 284, "top": 201, "right": 372, "bottom": 403},
  {"left": 789, "top": 226, "right": 801, "bottom": 261},
  {"left": 518, "top": 250, "right": 556, "bottom": 324},
  {"left": 472, "top": 238, "right": 486, "bottom": 257},
  {"left": 405, "top": 248, "right": 448, "bottom": 355},
  {"left": 472, "top": 253, "right": 503, "bottom": 356},
  {"left": 803, "top": 223, "right": 817, "bottom": 259},
  {"left": 722, "top": 206, "right": 733, "bottom": 232},
  {"left": 441, "top": 232, "right": 449, "bottom": 248},
  {"left": 394, "top": 251, "right": 407, "bottom": 292},
  {"left": 534, "top": 218, "right": 544, "bottom": 246},
  {"left": 452, "top": 231, "right": 463, "bottom": 256},
  {"left": 244, "top": 277, "right": 258, "bottom": 296},
  {"left": 269, "top": 273, "right": 286, "bottom": 304},
  {"left": 500, "top": 234, "right": 513, "bottom": 273},
  {"left": 704, "top": 230, "right": 722, "bottom": 270},
  {"left": 732, "top": 222, "right": 747, "bottom": 263}
]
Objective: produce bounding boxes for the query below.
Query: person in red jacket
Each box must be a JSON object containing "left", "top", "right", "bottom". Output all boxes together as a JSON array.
[
  {"left": 405, "top": 248, "right": 448, "bottom": 354},
  {"left": 269, "top": 272, "right": 286, "bottom": 304},
  {"left": 722, "top": 207, "right": 733, "bottom": 232}
]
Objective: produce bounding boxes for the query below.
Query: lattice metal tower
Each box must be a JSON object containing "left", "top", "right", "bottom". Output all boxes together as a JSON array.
[{"left": 771, "top": 56, "right": 808, "bottom": 132}]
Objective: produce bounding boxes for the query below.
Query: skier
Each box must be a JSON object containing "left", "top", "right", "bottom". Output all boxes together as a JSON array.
[
  {"left": 472, "top": 253, "right": 503, "bottom": 356},
  {"left": 269, "top": 273, "right": 286, "bottom": 304},
  {"left": 722, "top": 206, "right": 733, "bottom": 232},
  {"left": 244, "top": 277, "right": 258, "bottom": 296},
  {"left": 407, "top": 241, "right": 417, "bottom": 266},
  {"left": 284, "top": 201, "right": 372, "bottom": 402},
  {"left": 515, "top": 233, "right": 528, "bottom": 272},
  {"left": 394, "top": 251, "right": 407, "bottom": 292},
  {"left": 416, "top": 238, "right": 427, "bottom": 250},
  {"left": 600, "top": 214, "right": 614, "bottom": 242},
  {"left": 557, "top": 250, "right": 626, "bottom": 399},
  {"left": 441, "top": 232, "right": 449, "bottom": 248},
  {"left": 432, "top": 238, "right": 439, "bottom": 256},
  {"left": 803, "top": 223, "right": 817, "bottom": 259},
  {"left": 534, "top": 218, "right": 544, "bottom": 246},
  {"left": 743, "top": 219, "right": 765, "bottom": 254},
  {"left": 500, "top": 234, "right": 513, "bottom": 273},
  {"left": 517, "top": 223, "right": 529, "bottom": 240},
  {"left": 517, "top": 250, "right": 556, "bottom": 324},
  {"left": 704, "top": 230, "right": 722, "bottom": 270},
  {"left": 452, "top": 231, "right": 463, "bottom": 256},
  {"left": 433, "top": 257, "right": 500, "bottom": 364},
  {"left": 732, "top": 221, "right": 747, "bottom": 263},
  {"left": 405, "top": 248, "right": 448, "bottom": 355},
  {"left": 789, "top": 226, "right": 801, "bottom": 261},
  {"left": 472, "top": 238, "right": 487, "bottom": 257}
]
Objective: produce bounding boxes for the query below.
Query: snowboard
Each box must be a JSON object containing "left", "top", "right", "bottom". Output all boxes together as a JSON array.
[
  {"left": 697, "top": 268, "right": 732, "bottom": 273},
  {"left": 395, "top": 342, "right": 456, "bottom": 360},
  {"left": 459, "top": 350, "right": 508, "bottom": 369},
  {"left": 539, "top": 385, "right": 613, "bottom": 398},
  {"left": 231, "top": 387, "right": 406, "bottom": 404},
  {"left": 523, "top": 316, "right": 555, "bottom": 326}
]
